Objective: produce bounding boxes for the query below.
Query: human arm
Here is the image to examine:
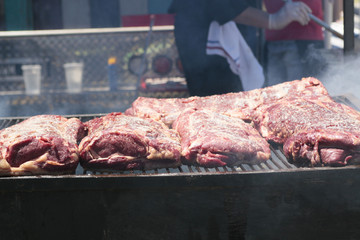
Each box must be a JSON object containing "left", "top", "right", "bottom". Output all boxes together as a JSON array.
[
  {"left": 234, "top": 1, "right": 312, "bottom": 30},
  {"left": 233, "top": 7, "right": 270, "bottom": 29}
]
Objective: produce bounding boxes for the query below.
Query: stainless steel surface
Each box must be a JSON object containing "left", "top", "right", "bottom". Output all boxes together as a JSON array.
[{"left": 0, "top": 26, "right": 174, "bottom": 37}]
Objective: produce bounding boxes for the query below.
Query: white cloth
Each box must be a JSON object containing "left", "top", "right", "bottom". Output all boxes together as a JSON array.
[{"left": 206, "top": 21, "right": 264, "bottom": 91}]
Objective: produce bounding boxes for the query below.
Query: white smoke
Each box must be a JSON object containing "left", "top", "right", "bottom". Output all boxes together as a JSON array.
[{"left": 319, "top": 51, "right": 360, "bottom": 98}]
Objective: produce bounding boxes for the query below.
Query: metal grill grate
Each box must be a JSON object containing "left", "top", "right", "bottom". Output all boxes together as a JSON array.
[{"left": 81, "top": 144, "right": 299, "bottom": 177}]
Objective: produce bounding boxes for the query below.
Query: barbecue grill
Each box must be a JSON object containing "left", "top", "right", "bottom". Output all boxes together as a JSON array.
[{"left": 1, "top": 94, "right": 360, "bottom": 240}]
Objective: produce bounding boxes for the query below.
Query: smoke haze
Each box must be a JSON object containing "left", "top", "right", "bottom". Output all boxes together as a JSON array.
[{"left": 320, "top": 52, "right": 360, "bottom": 98}]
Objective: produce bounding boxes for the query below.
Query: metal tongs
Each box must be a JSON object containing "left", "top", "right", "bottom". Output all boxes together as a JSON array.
[
  {"left": 308, "top": 13, "right": 344, "bottom": 39},
  {"left": 282, "top": 0, "right": 344, "bottom": 39}
]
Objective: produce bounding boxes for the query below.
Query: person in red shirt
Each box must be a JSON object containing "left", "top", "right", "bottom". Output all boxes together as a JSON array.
[
  {"left": 169, "top": 0, "right": 312, "bottom": 96},
  {"left": 263, "top": 0, "right": 326, "bottom": 86}
]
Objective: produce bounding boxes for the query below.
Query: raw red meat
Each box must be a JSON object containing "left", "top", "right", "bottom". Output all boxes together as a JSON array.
[
  {"left": 79, "top": 112, "right": 181, "bottom": 171},
  {"left": 254, "top": 97, "right": 360, "bottom": 166},
  {"left": 125, "top": 96, "right": 197, "bottom": 126},
  {"left": 125, "top": 77, "right": 328, "bottom": 126},
  {"left": 257, "top": 76, "right": 329, "bottom": 104},
  {"left": 127, "top": 77, "right": 353, "bottom": 167},
  {"left": 125, "top": 90, "right": 260, "bottom": 126},
  {"left": 173, "top": 109, "right": 270, "bottom": 167},
  {"left": 0, "top": 115, "right": 85, "bottom": 176}
]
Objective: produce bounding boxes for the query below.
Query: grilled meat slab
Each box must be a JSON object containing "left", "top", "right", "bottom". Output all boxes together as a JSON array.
[
  {"left": 126, "top": 77, "right": 328, "bottom": 126},
  {"left": 127, "top": 77, "right": 340, "bottom": 167},
  {"left": 79, "top": 112, "right": 181, "bottom": 171},
  {"left": 0, "top": 115, "right": 85, "bottom": 176},
  {"left": 254, "top": 97, "right": 360, "bottom": 166},
  {"left": 173, "top": 109, "right": 270, "bottom": 167}
]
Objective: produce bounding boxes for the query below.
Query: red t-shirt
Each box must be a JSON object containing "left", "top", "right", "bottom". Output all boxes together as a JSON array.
[{"left": 264, "top": 0, "right": 324, "bottom": 41}]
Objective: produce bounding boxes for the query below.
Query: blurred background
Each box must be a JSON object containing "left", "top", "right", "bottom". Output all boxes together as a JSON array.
[{"left": 0, "top": 0, "right": 358, "bottom": 117}]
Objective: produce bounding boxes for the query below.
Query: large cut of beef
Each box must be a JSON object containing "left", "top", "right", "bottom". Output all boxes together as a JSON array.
[
  {"left": 125, "top": 96, "right": 197, "bottom": 126},
  {"left": 253, "top": 96, "right": 360, "bottom": 166},
  {"left": 0, "top": 115, "right": 85, "bottom": 176},
  {"left": 126, "top": 77, "right": 341, "bottom": 167},
  {"left": 79, "top": 112, "right": 182, "bottom": 171},
  {"left": 172, "top": 109, "right": 271, "bottom": 167},
  {"left": 126, "top": 77, "right": 329, "bottom": 126}
]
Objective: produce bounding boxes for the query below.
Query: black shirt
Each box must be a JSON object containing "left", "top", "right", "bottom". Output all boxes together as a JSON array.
[
  {"left": 168, "top": 0, "right": 251, "bottom": 96},
  {"left": 169, "top": 0, "right": 249, "bottom": 53}
]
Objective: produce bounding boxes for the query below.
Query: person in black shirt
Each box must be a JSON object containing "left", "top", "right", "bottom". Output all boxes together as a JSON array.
[{"left": 169, "top": 0, "right": 311, "bottom": 96}]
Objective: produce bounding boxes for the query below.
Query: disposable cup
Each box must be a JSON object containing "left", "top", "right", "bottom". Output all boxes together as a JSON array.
[
  {"left": 64, "top": 62, "right": 83, "bottom": 93},
  {"left": 22, "top": 65, "right": 41, "bottom": 95}
]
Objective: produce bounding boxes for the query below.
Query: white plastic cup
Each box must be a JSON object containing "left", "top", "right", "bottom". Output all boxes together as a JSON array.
[
  {"left": 63, "top": 62, "right": 84, "bottom": 93},
  {"left": 22, "top": 65, "right": 41, "bottom": 95}
]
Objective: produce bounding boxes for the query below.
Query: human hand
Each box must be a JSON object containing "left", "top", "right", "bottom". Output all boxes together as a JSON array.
[{"left": 268, "top": 1, "right": 312, "bottom": 30}]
